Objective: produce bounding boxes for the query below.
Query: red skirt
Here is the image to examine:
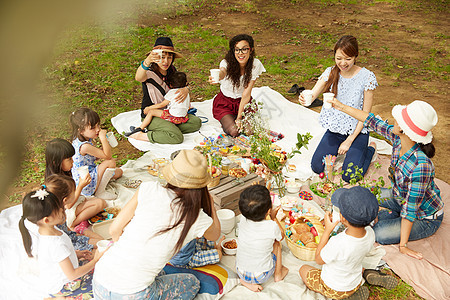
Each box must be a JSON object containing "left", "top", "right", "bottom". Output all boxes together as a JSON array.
[
  {"left": 161, "top": 110, "right": 189, "bottom": 124},
  {"left": 212, "top": 91, "right": 241, "bottom": 121}
]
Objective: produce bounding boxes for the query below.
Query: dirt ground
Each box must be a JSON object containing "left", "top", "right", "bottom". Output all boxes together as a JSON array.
[{"left": 139, "top": 0, "right": 449, "bottom": 183}]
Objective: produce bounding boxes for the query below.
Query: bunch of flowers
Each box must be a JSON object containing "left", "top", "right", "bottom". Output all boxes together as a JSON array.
[{"left": 240, "top": 100, "right": 312, "bottom": 196}]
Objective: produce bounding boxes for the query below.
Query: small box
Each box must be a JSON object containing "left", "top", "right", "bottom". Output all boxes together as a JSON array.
[{"left": 209, "top": 173, "right": 264, "bottom": 215}]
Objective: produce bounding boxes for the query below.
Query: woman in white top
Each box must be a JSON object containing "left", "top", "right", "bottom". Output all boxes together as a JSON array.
[
  {"left": 209, "top": 34, "right": 266, "bottom": 137},
  {"left": 299, "top": 35, "right": 378, "bottom": 182},
  {"left": 93, "top": 150, "right": 221, "bottom": 299}
]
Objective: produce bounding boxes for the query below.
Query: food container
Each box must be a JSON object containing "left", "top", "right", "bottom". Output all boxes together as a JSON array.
[
  {"left": 221, "top": 238, "right": 238, "bottom": 255},
  {"left": 207, "top": 166, "right": 221, "bottom": 188},
  {"left": 280, "top": 195, "right": 298, "bottom": 211},
  {"left": 286, "top": 181, "right": 301, "bottom": 194}
]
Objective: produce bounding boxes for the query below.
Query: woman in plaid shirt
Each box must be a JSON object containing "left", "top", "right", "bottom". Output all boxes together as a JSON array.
[{"left": 329, "top": 99, "right": 443, "bottom": 260}]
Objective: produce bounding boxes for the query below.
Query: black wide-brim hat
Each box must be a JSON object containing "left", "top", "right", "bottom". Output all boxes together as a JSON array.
[{"left": 146, "top": 37, "right": 183, "bottom": 58}]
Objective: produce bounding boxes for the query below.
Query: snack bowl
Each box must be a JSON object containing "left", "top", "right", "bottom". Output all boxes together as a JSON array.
[{"left": 221, "top": 238, "right": 238, "bottom": 255}]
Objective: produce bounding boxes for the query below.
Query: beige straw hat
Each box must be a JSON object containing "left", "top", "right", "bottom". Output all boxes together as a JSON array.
[{"left": 162, "top": 150, "right": 211, "bottom": 189}]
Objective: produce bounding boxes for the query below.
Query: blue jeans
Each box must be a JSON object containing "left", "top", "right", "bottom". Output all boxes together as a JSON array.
[
  {"left": 93, "top": 273, "right": 200, "bottom": 300},
  {"left": 311, "top": 130, "right": 375, "bottom": 182},
  {"left": 373, "top": 188, "right": 444, "bottom": 244}
]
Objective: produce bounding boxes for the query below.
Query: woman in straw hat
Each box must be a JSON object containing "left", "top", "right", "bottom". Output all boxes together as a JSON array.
[
  {"left": 93, "top": 150, "right": 221, "bottom": 298},
  {"left": 330, "top": 99, "right": 443, "bottom": 260},
  {"left": 130, "top": 37, "right": 201, "bottom": 144}
]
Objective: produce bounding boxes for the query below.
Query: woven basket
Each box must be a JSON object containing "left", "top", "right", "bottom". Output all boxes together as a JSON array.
[
  {"left": 285, "top": 215, "right": 324, "bottom": 261},
  {"left": 207, "top": 175, "right": 220, "bottom": 188}
]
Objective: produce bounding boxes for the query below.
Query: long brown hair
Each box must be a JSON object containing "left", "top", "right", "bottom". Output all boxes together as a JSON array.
[
  {"left": 158, "top": 184, "right": 213, "bottom": 253},
  {"left": 224, "top": 34, "right": 255, "bottom": 91},
  {"left": 323, "top": 35, "right": 359, "bottom": 95}
]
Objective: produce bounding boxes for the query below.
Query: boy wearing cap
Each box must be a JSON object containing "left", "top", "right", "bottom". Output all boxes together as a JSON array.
[{"left": 299, "top": 186, "right": 397, "bottom": 300}]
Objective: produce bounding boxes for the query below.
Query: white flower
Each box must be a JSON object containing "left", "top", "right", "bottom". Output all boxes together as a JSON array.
[{"left": 31, "top": 189, "right": 49, "bottom": 201}]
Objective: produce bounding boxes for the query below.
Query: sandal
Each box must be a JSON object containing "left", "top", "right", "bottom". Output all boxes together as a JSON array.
[
  {"left": 363, "top": 269, "right": 398, "bottom": 290},
  {"left": 124, "top": 127, "right": 145, "bottom": 137}
]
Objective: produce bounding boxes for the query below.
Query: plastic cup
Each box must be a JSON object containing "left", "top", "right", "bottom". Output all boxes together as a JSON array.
[
  {"left": 302, "top": 90, "right": 314, "bottom": 106},
  {"left": 323, "top": 92, "right": 334, "bottom": 109},
  {"left": 77, "top": 166, "right": 89, "bottom": 179},
  {"left": 106, "top": 132, "right": 118, "bottom": 148},
  {"left": 152, "top": 49, "right": 163, "bottom": 63},
  {"left": 210, "top": 69, "right": 220, "bottom": 83},
  {"left": 96, "top": 240, "right": 112, "bottom": 253}
]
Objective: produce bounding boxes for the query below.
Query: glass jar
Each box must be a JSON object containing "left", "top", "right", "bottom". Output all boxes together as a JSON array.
[{"left": 221, "top": 157, "right": 231, "bottom": 175}]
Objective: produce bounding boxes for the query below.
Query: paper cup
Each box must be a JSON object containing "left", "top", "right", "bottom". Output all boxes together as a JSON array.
[
  {"left": 323, "top": 92, "right": 334, "bottom": 109},
  {"left": 302, "top": 90, "right": 314, "bottom": 106},
  {"left": 152, "top": 49, "right": 163, "bottom": 63},
  {"left": 106, "top": 132, "right": 118, "bottom": 148},
  {"left": 210, "top": 69, "right": 220, "bottom": 83},
  {"left": 96, "top": 240, "right": 112, "bottom": 253},
  {"left": 77, "top": 166, "right": 89, "bottom": 179}
]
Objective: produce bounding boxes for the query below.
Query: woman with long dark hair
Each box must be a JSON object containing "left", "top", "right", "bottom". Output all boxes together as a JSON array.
[
  {"left": 130, "top": 37, "right": 201, "bottom": 144},
  {"left": 299, "top": 35, "right": 377, "bottom": 182},
  {"left": 330, "top": 98, "right": 443, "bottom": 260},
  {"left": 93, "top": 150, "right": 221, "bottom": 299},
  {"left": 209, "top": 34, "right": 266, "bottom": 137}
]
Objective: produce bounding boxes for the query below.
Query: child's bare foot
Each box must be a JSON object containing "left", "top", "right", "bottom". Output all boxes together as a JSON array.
[
  {"left": 240, "top": 278, "right": 263, "bottom": 292},
  {"left": 274, "top": 265, "right": 289, "bottom": 282}
]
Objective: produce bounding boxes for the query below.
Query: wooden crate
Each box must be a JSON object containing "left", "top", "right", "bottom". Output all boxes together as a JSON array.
[{"left": 209, "top": 173, "right": 265, "bottom": 215}]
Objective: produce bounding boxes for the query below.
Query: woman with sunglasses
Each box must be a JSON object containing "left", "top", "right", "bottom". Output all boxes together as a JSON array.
[{"left": 209, "top": 34, "right": 265, "bottom": 137}]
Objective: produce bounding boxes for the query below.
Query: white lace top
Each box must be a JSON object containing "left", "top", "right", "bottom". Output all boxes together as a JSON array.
[{"left": 319, "top": 67, "right": 378, "bottom": 135}]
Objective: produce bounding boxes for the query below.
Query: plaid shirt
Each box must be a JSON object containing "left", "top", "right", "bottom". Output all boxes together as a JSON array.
[{"left": 364, "top": 113, "right": 443, "bottom": 221}]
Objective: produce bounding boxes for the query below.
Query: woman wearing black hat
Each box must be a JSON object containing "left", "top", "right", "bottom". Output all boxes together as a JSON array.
[{"left": 130, "top": 37, "right": 201, "bottom": 144}]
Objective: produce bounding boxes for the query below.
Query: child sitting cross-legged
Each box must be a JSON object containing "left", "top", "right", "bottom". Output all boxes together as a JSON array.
[
  {"left": 299, "top": 186, "right": 397, "bottom": 300},
  {"left": 236, "top": 185, "right": 289, "bottom": 292}
]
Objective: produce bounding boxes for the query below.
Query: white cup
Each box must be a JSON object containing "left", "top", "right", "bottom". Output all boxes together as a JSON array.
[
  {"left": 210, "top": 69, "right": 220, "bottom": 83},
  {"left": 240, "top": 158, "right": 251, "bottom": 173},
  {"left": 301, "top": 90, "right": 314, "bottom": 106},
  {"left": 106, "top": 132, "right": 118, "bottom": 148},
  {"left": 332, "top": 205, "right": 341, "bottom": 223},
  {"left": 217, "top": 209, "right": 235, "bottom": 234},
  {"left": 152, "top": 49, "right": 163, "bottom": 63},
  {"left": 96, "top": 240, "right": 112, "bottom": 253},
  {"left": 323, "top": 92, "right": 334, "bottom": 109},
  {"left": 77, "top": 166, "right": 89, "bottom": 179}
]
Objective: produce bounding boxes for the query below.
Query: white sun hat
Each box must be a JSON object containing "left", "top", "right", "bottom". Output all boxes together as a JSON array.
[{"left": 391, "top": 100, "right": 438, "bottom": 144}]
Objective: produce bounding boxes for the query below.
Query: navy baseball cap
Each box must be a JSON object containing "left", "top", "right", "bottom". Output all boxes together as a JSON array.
[{"left": 331, "top": 186, "right": 379, "bottom": 225}]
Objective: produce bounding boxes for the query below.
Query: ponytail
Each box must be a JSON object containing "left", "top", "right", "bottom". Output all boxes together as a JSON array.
[
  {"left": 323, "top": 67, "right": 340, "bottom": 95},
  {"left": 419, "top": 142, "right": 435, "bottom": 158},
  {"left": 18, "top": 216, "right": 33, "bottom": 257}
]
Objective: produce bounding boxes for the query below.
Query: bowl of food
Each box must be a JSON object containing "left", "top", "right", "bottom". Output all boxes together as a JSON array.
[
  {"left": 286, "top": 181, "right": 301, "bottom": 194},
  {"left": 221, "top": 238, "right": 238, "bottom": 255}
]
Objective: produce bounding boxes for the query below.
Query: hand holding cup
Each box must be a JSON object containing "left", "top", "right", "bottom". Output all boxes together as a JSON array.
[{"left": 299, "top": 90, "right": 314, "bottom": 106}]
